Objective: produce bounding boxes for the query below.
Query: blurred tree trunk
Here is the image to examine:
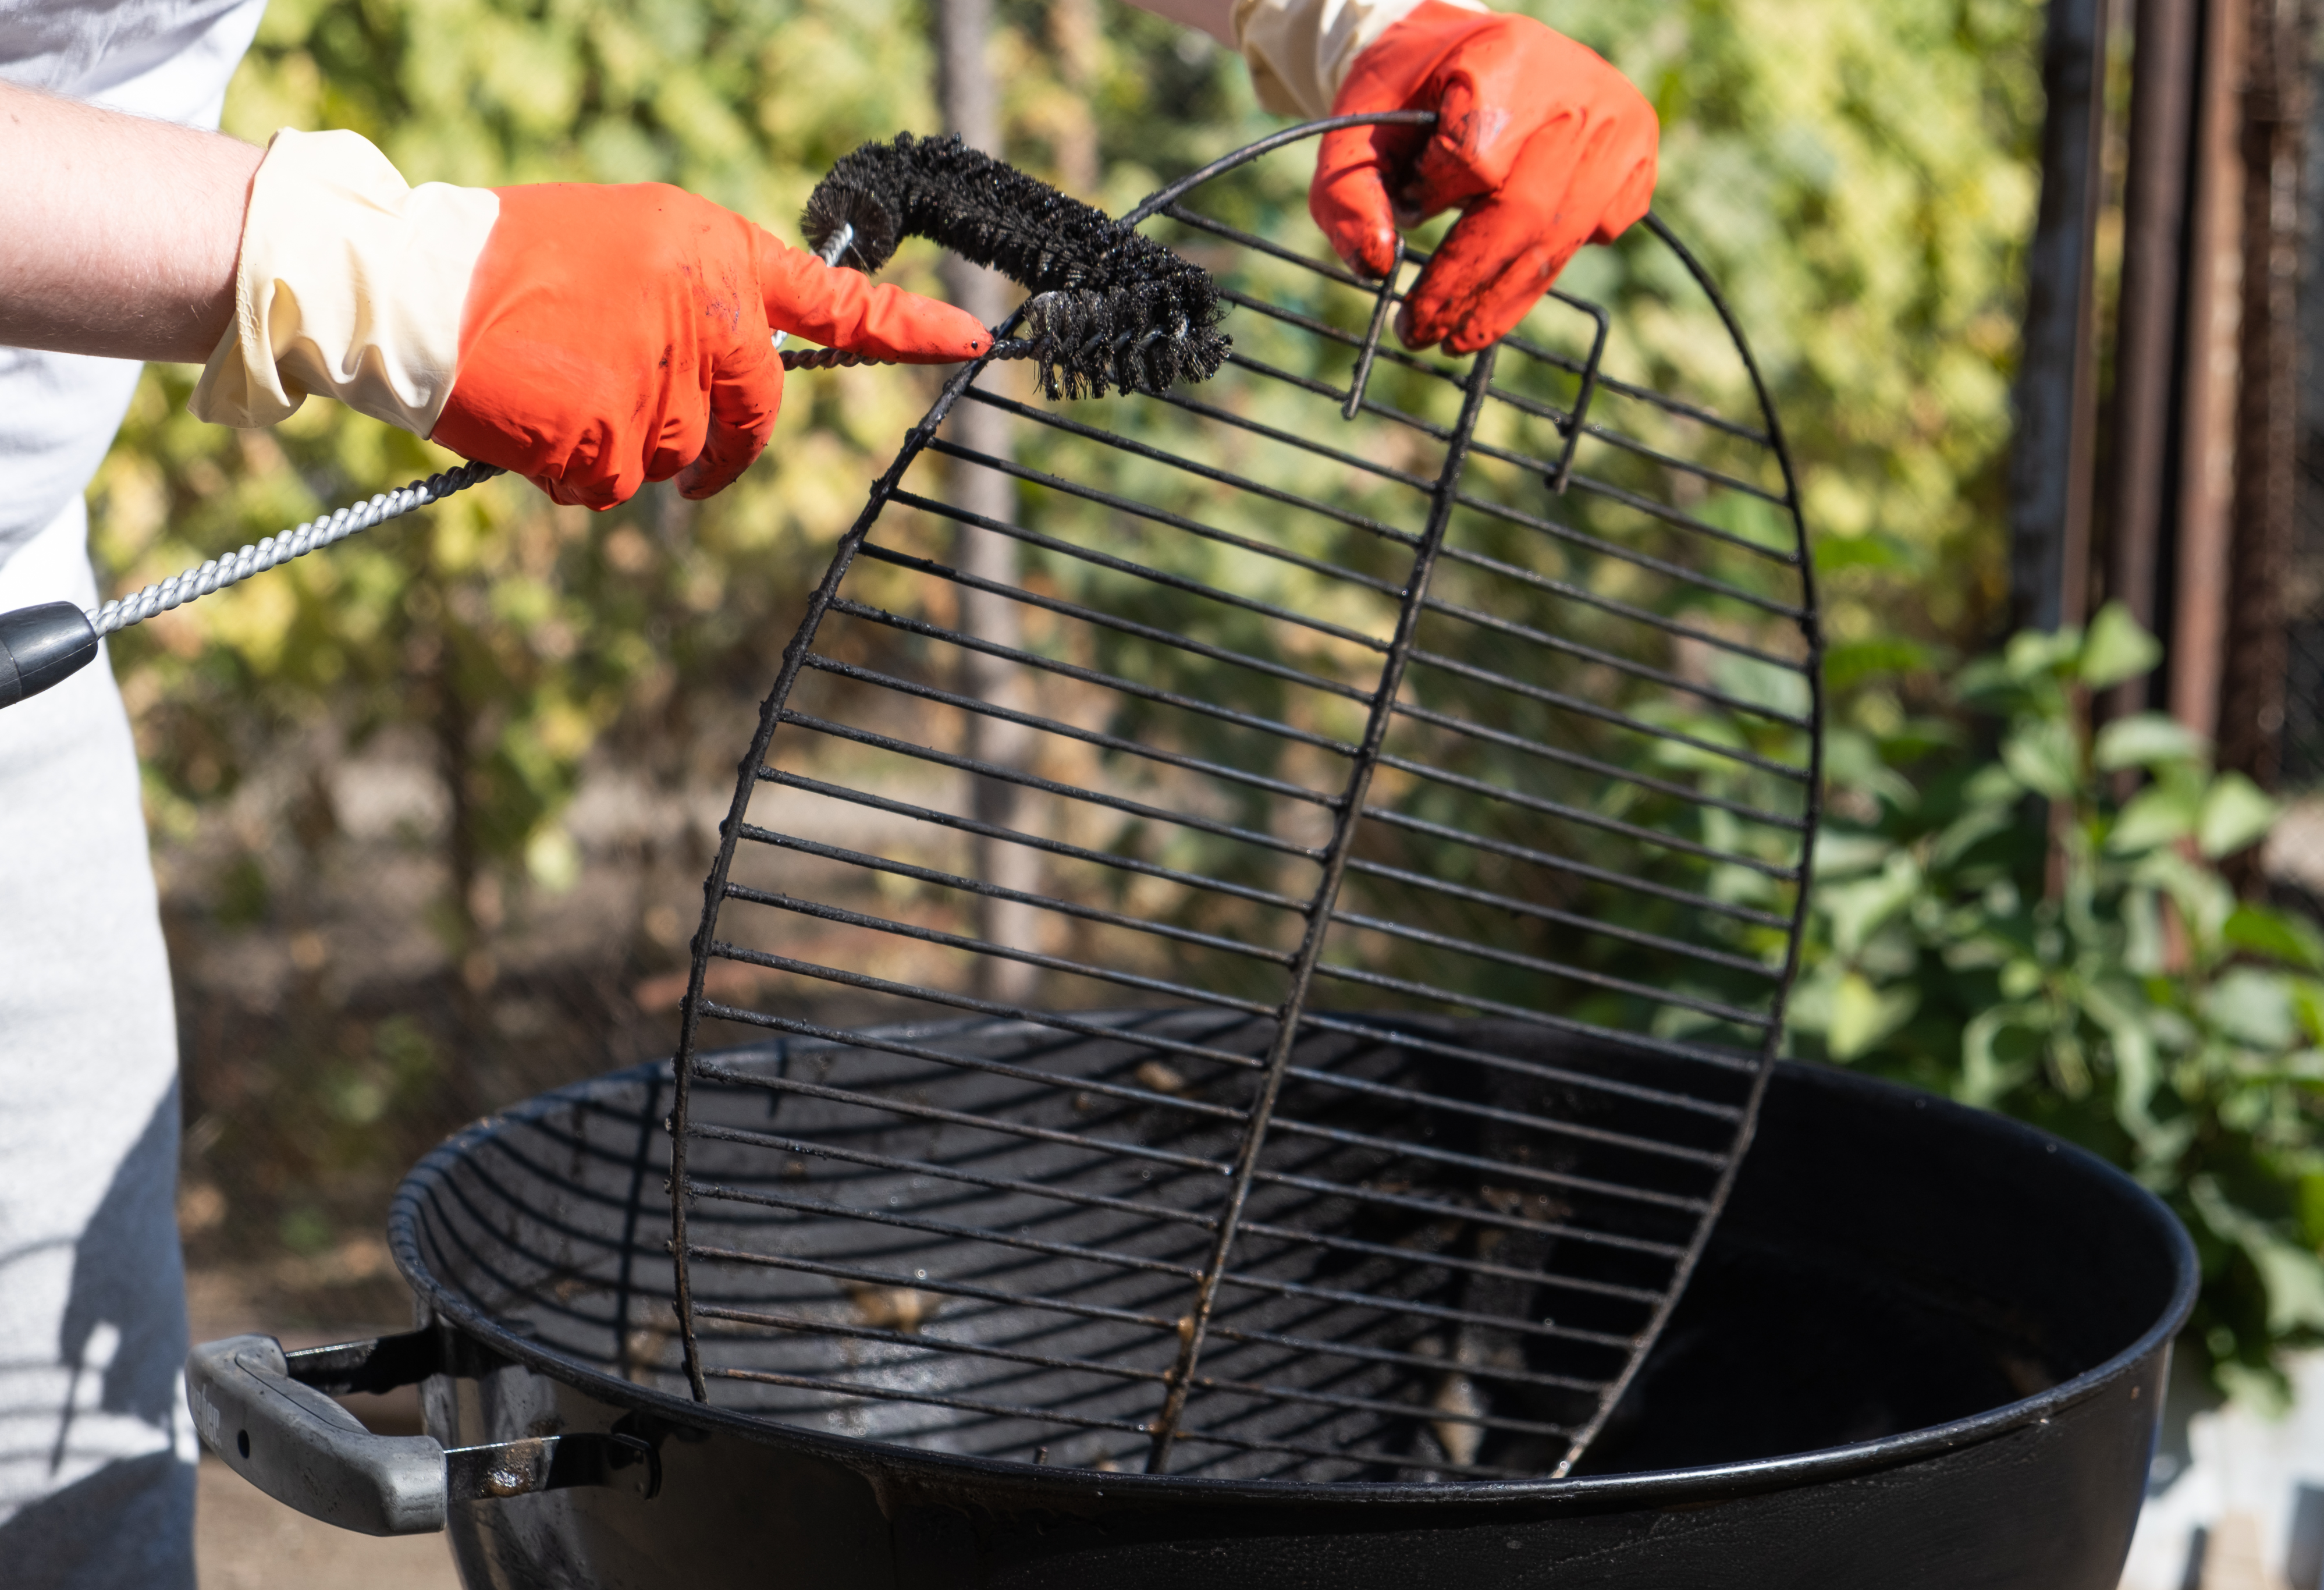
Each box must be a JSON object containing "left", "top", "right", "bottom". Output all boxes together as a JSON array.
[
  {"left": 2100, "top": 0, "right": 2197, "bottom": 732},
  {"left": 410, "top": 517, "right": 500, "bottom": 997},
  {"left": 2165, "top": 0, "right": 2247, "bottom": 746},
  {"left": 429, "top": 592, "right": 488, "bottom": 993},
  {"left": 936, "top": 0, "right": 1043, "bottom": 1003},
  {"left": 1052, "top": 0, "right": 1101, "bottom": 194}
]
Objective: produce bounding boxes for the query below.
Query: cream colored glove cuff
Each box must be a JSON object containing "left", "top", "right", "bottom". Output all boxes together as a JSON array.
[
  {"left": 191, "top": 129, "right": 500, "bottom": 434},
  {"left": 1231, "top": 0, "right": 1486, "bottom": 118}
]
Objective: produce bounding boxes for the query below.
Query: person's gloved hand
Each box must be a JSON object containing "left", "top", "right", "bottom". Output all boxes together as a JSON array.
[
  {"left": 1307, "top": 1, "right": 1658, "bottom": 354},
  {"left": 193, "top": 130, "right": 990, "bottom": 509},
  {"left": 433, "top": 184, "right": 990, "bottom": 507}
]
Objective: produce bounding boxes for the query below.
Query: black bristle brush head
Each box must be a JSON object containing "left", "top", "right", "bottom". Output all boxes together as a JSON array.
[{"left": 801, "top": 132, "right": 1229, "bottom": 399}]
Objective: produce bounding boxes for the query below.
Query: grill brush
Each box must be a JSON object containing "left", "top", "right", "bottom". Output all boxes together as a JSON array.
[
  {"left": 802, "top": 133, "right": 1231, "bottom": 399},
  {"left": 0, "top": 140, "right": 1232, "bottom": 710}
]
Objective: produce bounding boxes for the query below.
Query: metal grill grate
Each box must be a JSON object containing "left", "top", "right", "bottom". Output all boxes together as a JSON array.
[{"left": 668, "top": 117, "right": 1821, "bottom": 1483}]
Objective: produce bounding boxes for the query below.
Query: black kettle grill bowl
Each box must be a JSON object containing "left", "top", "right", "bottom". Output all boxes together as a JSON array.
[{"left": 392, "top": 1025, "right": 2195, "bottom": 1589}]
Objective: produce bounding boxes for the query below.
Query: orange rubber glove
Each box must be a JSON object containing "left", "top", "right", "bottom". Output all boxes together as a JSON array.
[
  {"left": 433, "top": 184, "right": 991, "bottom": 509},
  {"left": 1309, "top": 1, "right": 1658, "bottom": 354}
]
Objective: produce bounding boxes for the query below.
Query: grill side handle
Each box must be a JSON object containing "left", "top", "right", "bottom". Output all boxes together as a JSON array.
[
  {"left": 187, "top": 1331, "right": 662, "bottom": 1536},
  {"left": 188, "top": 1334, "right": 447, "bottom": 1535}
]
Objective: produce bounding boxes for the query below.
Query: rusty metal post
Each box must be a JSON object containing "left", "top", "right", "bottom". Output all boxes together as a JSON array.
[
  {"left": 2169, "top": 0, "right": 2249, "bottom": 742},
  {"left": 2102, "top": 0, "right": 2199, "bottom": 725},
  {"left": 2218, "top": 0, "right": 2309, "bottom": 804}
]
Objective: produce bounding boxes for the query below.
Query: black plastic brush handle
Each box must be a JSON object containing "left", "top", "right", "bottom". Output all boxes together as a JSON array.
[{"left": 0, "top": 601, "right": 97, "bottom": 708}]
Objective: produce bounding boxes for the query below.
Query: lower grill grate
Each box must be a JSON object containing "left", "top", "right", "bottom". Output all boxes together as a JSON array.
[{"left": 677, "top": 1014, "right": 1742, "bottom": 1481}]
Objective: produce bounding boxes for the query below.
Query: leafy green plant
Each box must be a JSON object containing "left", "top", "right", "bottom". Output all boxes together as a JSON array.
[
  {"left": 1557, "top": 0, "right": 2047, "bottom": 647},
  {"left": 1789, "top": 605, "right": 2324, "bottom": 1392}
]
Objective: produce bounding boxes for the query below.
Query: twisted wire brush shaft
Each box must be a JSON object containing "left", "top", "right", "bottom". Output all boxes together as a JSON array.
[
  {"left": 88, "top": 461, "right": 509, "bottom": 639},
  {"left": 778, "top": 336, "right": 1037, "bottom": 371},
  {"left": 0, "top": 460, "right": 510, "bottom": 708},
  {"left": 5, "top": 210, "right": 944, "bottom": 698}
]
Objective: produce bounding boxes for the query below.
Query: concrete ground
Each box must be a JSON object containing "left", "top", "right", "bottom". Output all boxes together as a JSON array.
[
  {"left": 2118, "top": 1351, "right": 2324, "bottom": 1590},
  {"left": 196, "top": 1456, "right": 460, "bottom": 1590}
]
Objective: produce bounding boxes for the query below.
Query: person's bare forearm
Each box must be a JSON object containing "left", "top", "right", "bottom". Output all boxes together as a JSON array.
[{"left": 0, "top": 81, "right": 261, "bottom": 364}]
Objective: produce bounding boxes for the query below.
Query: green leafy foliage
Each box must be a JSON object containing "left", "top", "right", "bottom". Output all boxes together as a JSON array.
[
  {"left": 102, "top": 0, "right": 2055, "bottom": 1280},
  {"left": 1789, "top": 606, "right": 2324, "bottom": 1391},
  {"left": 1554, "top": 0, "right": 2046, "bottom": 648},
  {"left": 99, "top": 0, "right": 2049, "bottom": 948}
]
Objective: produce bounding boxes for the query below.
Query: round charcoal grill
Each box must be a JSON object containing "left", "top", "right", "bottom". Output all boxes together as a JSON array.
[
  {"left": 187, "top": 121, "right": 2194, "bottom": 1588},
  {"left": 664, "top": 115, "right": 1821, "bottom": 1485},
  {"left": 196, "top": 1053, "right": 2192, "bottom": 1588}
]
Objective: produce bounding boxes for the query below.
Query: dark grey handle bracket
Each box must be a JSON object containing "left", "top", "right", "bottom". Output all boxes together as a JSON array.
[{"left": 188, "top": 1331, "right": 660, "bottom": 1536}]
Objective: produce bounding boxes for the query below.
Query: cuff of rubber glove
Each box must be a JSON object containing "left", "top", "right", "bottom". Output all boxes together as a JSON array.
[
  {"left": 191, "top": 129, "right": 500, "bottom": 434},
  {"left": 1231, "top": 0, "right": 1486, "bottom": 118}
]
